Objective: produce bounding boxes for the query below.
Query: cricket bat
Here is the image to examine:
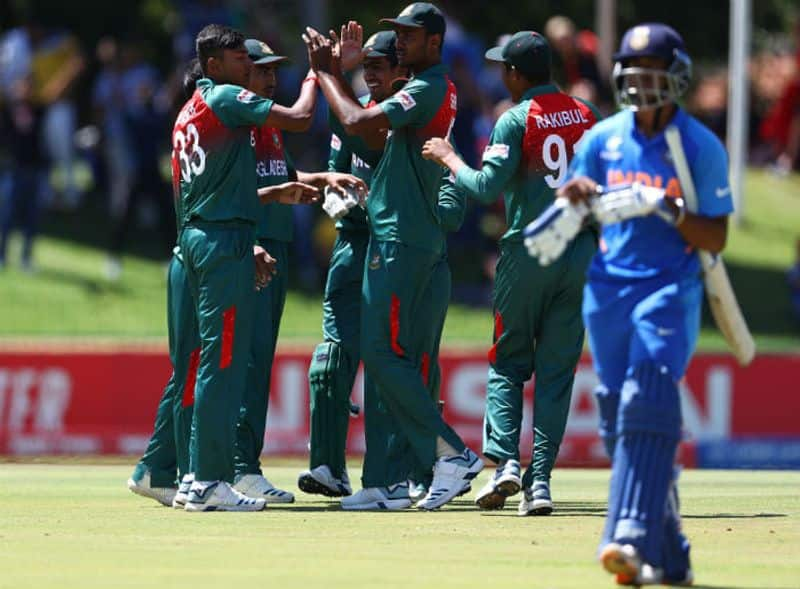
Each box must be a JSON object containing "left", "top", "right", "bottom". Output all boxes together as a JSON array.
[{"left": 665, "top": 125, "right": 756, "bottom": 366}]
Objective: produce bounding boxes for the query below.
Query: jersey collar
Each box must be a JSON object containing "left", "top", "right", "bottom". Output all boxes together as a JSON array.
[
  {"left": 629, "top": 106, "right": 686, "bottom": 144},
  {"left": 521, "top": 83, "right": 560, "bottom": 101},
  {"left": 412, "top": 62, "right": 448, "bottom": 79}
]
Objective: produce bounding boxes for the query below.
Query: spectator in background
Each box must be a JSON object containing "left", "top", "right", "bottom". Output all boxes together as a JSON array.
[
  {"left": 27, "top": 22, "right": 86, "bottom": 210},
  {"left": 789, "top": 238, "right": 800, "bottom": 325},
  {"left": 106, "top": 39, "right": 174, "bottom": 280},
  {"left": 92, "top": 37, "right": 135, "bottom": 219},
  {"left": 544, "top": 15, "right": 610, "bottom": 108},
  {"left": 0, "top": 75, "right": 48, "bottom": 271},
  {"left": 758, "top": 20, "right": 800, "bottom": 173}
]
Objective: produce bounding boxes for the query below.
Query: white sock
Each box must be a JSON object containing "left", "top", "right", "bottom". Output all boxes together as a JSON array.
[{"left": 435, "top": 437, "right": 459, "bottom": 458}]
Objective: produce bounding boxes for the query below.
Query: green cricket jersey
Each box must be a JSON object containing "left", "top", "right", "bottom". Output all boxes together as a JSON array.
[
  {"left": 171, "top": 78, "right": 273, "bottom": 226},
  {"left": 373, "top": 63, "right": 457, "bottom": 253},
  {"left": 254, "top": 125, "right": 297, "bottom": 241},
  {"left": 455, "top": 84, "right": 599, "bottom": 242},
  {"left": 327, "top": 95, "right": 378, "bottom": 232}
]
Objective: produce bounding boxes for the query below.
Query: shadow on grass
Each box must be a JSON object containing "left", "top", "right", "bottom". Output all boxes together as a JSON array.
[
  {"left": 684, "top": 512, "right": 786, "bottom": 519},
  {"left": 35, "top": 267, "right": 127, "bottom": 296}
]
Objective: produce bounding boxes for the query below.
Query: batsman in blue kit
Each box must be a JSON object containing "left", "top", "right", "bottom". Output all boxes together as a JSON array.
[{"left": 525, "top": 23, "right": 733, "bottom": 585}]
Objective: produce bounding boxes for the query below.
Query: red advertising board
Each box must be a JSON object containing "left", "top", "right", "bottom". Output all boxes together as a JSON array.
[{"left": 0, "top": 346, "right": 798, "bottom": 468}]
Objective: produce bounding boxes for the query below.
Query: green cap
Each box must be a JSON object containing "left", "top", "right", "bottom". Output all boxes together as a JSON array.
[
  {"left": 245, "top": 38, "right": 288, "bottom": 65},
  {"left": 485, "top": 31, "right": 551, "bottom": 80},
  {"left": 380, "top": 3, "right": 446, "bottom": 36},
  {"left": 364, "top": 31, "right": 398, "bottom": 61}
]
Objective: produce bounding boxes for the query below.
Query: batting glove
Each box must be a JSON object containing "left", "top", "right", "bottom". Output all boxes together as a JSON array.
[
  {"left": 524, "top": 198, "right": 590, "bottom": 265},
  {"left": 591, "top": 182, "right": 684, "bottom": 226}
]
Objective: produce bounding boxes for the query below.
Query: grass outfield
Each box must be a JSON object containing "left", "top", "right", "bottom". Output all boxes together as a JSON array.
[
  {"left": 0, "top": 169, "right": 799, "bottom": 351},
  {"left": 0, "top": 462, "right": 798, "bottom": 589}
]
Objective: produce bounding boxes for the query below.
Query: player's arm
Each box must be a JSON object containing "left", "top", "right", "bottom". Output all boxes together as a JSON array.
[
  {"left": 437, "top": 170, "right": 467, "bottom": 233},
  {"left": 423, "top": 111, "right": 522, "bottom": 205},
  {"left": 296, "top": 170, "right": 367, "bottom": 195},
  {"left": 264, "top": 71, "right": 318, "bottom": 132},
  {"left": 303, "top": 27, "right": 391, "bottom": 139}
]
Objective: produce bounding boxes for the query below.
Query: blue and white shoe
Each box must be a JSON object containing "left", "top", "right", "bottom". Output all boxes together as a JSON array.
[
  {"left": 340, "top": 483, "right": 412, "bottom": 510},
  {"left": 234, "top": 474, "right": 295, "bottom": 504},
  {"left": 474, "top": 459, "right": 522, "bottom": 510},
  {"left": 518, "top": 480, "right": 553, "bottom": 516},
  {"left": 184, "top": 480, "right": 266, "bottom": 512},
  {"left": 172, "top": 473, "right": 194, "bottom": 509},
  {"left": 127, "top": 469, "right": 177, "bottom": 507},
  {"left": 298, "top": 465, "right": 353, "bottom": 498},
  {"left": 408, "top": 481, "right": 428, "bottom": 502},
  {"left": 417, "top": 448, "right": 484, "bottom": 510}
]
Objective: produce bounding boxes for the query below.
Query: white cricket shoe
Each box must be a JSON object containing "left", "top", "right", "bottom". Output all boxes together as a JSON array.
[
  {"left": 234, "top": 474, "right": 295, "bottom": 504},
  {"left": 340, "top": 483, "right": 412, "bottom": 510},
  {"left": 474, "top": 459, "right": 521, "bottom": 510},
  {"left": 518, "top": 480, "right": 554, "bottom": 516},
  {"left": 416, "top": 448, "right": 484, "bottom": 511},
  {"left": 408, "top": 481, "right": 428, "bottom": 502},
  {"left": 297, "top": 465, "right": 352, "bottom": 497},
  {"left": 172, "top": 473, "right": 194, "bottom": 509},
  {"left": 184, "top": 480, "right": 266, "bottom": 512},
  {"left": 127, "top": 470, "right": 176, "bottom": 507}
]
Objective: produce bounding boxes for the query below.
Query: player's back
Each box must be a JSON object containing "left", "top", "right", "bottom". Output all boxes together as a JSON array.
[
  {"left": 172, "top": 79, "right": 270, "bottom": 227},
  {"left": 499, "top": 84, "right": 598, "bottom": 242}
]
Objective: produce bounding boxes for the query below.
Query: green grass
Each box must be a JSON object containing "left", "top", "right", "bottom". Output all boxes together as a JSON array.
[
  {"left": 0, "top": 169, "right": 798, "bottom": 351},
  {"left": 0, "top": 462, "right": 798, "bottom": 589}
]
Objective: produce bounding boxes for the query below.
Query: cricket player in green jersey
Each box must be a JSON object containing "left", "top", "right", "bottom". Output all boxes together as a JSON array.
[
  {"left": 232, "top": 38, "right": 365, "bottom": 504},
  {"left": 423, "top": 31, "right": 600, "bottom": 514},
  {"left": 304, "top": 3, "right": 482, "bottom": 511},
  {"left": 175, "top": 24, "right": 325, "bottom": 512},
  {"left": 298, "top": 29, "right": 390, "bottom": 499},
  {"left": 128, "top": 58, "right": 281, "bottom": 508},
  {"left": 299, "top": 26, "right": 468, "bottom": 505}
]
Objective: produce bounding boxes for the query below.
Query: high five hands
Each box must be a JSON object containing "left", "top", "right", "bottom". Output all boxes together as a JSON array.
[{"left": 303, "top": 21, "right": 368, "bottom": 74}]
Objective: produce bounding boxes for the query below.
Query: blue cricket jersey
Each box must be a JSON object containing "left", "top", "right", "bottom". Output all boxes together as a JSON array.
[{"left": 569, "top": 108, "right": 734, "bottom": 282}]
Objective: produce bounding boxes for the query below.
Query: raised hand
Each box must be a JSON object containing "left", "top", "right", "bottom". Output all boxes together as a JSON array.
[
  {"left": 332, "top": 21, "right": 366, "bottom": 72},
  {"left": 302, "top": 27, "right": 334, "bottom": 73}
]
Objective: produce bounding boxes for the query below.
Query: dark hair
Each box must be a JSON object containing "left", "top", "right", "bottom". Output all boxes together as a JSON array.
[
  {"left": 195, "top": 24, "right": 245, "bottom": 75},
  {"left": 182, "top": 58, "right": 203, "bottom": 99},
  {"left": 504, "top": 62, "right": 551, "bottom": 87}
]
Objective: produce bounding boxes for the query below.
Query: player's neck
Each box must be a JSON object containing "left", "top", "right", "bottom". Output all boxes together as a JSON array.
[
  {"left": 411, "top": 55, "right": 441, "bottom": 74},
  {"left": 634, "top": 104, "right": 677, "bottom": 138}
]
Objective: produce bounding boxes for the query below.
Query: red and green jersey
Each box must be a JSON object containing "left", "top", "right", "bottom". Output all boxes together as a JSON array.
[
  {"left": 171, "top": 78, "right": 272, "bottom": 227},
  {"left": 374, "top": 63, "right": 457, "bottom": 253},
  {"left": 327, "top": 95, "right": 378, "bottom": 233},
  {"left": 454, "top": 84, "right": 599, "bottom": 242},
  {"left": 253, "top": 125, "right": 296, "bottom": 241}
]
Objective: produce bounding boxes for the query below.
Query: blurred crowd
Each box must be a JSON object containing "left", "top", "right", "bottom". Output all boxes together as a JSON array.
[{"left": 0, "top": 7, "right": 799, "bottom": 305}]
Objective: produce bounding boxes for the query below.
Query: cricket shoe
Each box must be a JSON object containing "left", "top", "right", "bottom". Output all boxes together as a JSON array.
[
  {"left": 297, "top": 465, "right": 352, "bottom": 498},
  {"left": 184, "top": 480, "right": 266, "bottom": 512},
  {"left": 409, "top": 481, "right": 428, "bottom": 502},
  {"left": 518, "top": 480, "right": 554, "bottom": 516},
  {"left": 127, "top": 470, "right": 177, "bottom": 507},
  {"left": 172, "top": 473, "right": 194, "bottom": 509},
  {"left": 340, "top": 483, "right": 412, "bottom": 510},
  {"left": 234, "top": 474, "right": 295, "bottom": 504},
  {"left": 599, "top": 543, "right": 641, "bottom": 584},
  {"left": 416, "top": 448, "right": 484, "bottom": 510},
  {"left": 615, "top": 563, "right": 694, "bottom": 586},
  {"left": 474, "top": 459, "right": 521, "bottom": 510}
]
